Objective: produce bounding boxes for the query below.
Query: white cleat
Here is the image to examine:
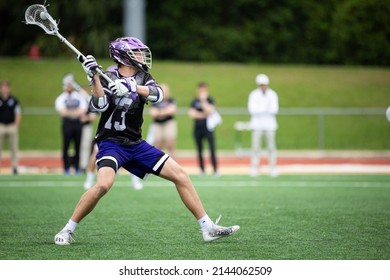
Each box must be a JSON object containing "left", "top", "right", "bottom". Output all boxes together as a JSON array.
[
  {"left": 133, "top": 181, "right": 144, "bottom": 190},
  {"left": 202, "top": 215, "right": 240, "bottom": 242},
  {"left": 270, "top": 169, "right": 279, "bottom": 178},
  {"left": 131, "top": 176, "right": 144, "bottom": 190},
  {"left": 54, "top": 230, "right": 74, "bottom": 245},
  {"left": 83, "top": 180, "right": 94, "bottom": 190},
  {"left": 250, "top": 167, "right": 258, "bottom": 177}
]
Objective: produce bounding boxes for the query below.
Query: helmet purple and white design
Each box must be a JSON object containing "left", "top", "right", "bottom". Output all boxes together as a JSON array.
[{"left": 109, "top": 37, "right": 152, "bottom": 72}]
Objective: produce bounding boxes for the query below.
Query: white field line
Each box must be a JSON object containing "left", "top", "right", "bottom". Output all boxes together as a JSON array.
[{"left": 0, "top": 180, "right": 389, "bottom": 188}]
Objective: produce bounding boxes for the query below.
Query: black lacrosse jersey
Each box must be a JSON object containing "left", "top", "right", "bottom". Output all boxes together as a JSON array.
[
  {"left": 91, "top": 70, "right": 158, "bottom": 145},
  {"left": 0, "top": 96, "right": 21, "bottom": 124},
  {"left": 190, "top": 97, "right": 215, "bottom": 131}
]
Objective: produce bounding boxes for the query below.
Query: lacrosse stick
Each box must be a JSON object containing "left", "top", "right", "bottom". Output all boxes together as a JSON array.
[{"left": 24, "top": 4, "right": 113, "bottom": 83}]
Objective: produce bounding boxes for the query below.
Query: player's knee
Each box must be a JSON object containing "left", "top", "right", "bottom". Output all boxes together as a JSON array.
[
  {"left": 93, "top": 183, "right": 110, "bottom": 197},
  {"left": 160, "top": 157, "right": 190, "bottom": 184},
  {"left": 172, "top": 166, "right": 190, "bottom": 183}
]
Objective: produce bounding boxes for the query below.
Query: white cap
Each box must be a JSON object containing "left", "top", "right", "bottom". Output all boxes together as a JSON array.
[
  {"left": 62, "top": 73, "right": 75, "bottom": 86},
  {"left": 255, "top": 74, "right": 269, "bottom": 85},
  {"left": 62, "top": 73, "right": 80, "bottom": 90}
]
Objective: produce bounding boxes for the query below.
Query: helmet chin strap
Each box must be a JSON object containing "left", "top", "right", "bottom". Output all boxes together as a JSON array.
[
  {"left": 129, "top": 59, "right": 148, "bottom": 73},
  {"left": 117, "top": 57, "right": 147, "bottom": 73}
]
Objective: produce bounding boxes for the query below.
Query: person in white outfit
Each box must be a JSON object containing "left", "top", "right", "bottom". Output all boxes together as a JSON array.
[{"left": 248, "top": 73, "right": 279, "bottom": 177}]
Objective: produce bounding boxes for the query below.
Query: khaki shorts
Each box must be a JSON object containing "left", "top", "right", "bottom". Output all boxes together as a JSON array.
[{"left": 153, "top": 119, "right": 177, "bottom": 142}]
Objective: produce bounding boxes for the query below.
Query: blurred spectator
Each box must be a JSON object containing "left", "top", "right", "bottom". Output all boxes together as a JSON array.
[
  {"left": 28, "top": 44, "right": 41, "bottom": 60},
  {"left": 248, "top": 73, "right": 279, "bottom": 177},
  {"left": 0, "top": 80, "right": 22, "bottom": 174},
  {"left": 55, "top": 74, "right": 88, "bottom": 175},
  {"left": 62, "top": 73, "right": 98, "bottom": 172},
  {"left": 149, "top": 83, "right": 177, "bottom": 158},
  {"left": 79, "top": 85, "right": 98, "bottom": 172},
  {"left": 188, "top": 82, "right": 220, "bottom": 176}
]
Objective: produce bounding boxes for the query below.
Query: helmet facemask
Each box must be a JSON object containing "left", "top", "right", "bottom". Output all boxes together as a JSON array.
[{"left": 128, "top": 48, "right": 152, "bottom": 72}]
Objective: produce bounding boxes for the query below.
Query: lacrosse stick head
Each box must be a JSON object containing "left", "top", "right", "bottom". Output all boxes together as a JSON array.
[{"left": 24, "top": 4, "right": 59, "bottom": 35}]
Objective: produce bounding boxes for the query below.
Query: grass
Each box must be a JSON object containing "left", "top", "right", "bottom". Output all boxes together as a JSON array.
[
  {"left": 1, "top": 58, "right": 389, "bottom": 150},
  {"left": 2, "top": 58, "right": 388, "bottom": 108},
  {"left": 0, "top": 174, "right": 389, "bottom": 260}
]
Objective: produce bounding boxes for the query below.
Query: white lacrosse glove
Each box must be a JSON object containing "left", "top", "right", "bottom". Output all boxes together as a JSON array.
[
  {"left": 125, "top": 77, "right": 138, "bottom": 101},
  {"left": 79, "top": 55, "right": 102, "bottom": 79},
  {"left": 108, "top": 79, "right": 130, "bottom": 97},
  {"left": 123, "top": 77, "right": 138, "bottom": 100},
  {"left": 123, "top": 77, "right": 137, "bottom": 93},
  {"left": 109, "top": 78, "right": 138, "bottom": 100}
]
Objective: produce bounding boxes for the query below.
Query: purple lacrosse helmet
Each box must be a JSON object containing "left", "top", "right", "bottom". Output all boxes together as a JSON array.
[{"left": 109, "top": 37, "right": 152, "bottom": 72}]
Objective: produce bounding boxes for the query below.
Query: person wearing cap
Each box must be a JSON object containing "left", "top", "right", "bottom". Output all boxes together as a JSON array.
[
  {"left": 55, "top": 74, "right": 88, "bottom": 175},
  {"left": 62, "top": 73, "right": 98, "bottom": 172},
  {"left": 248, "top": 73, "right": 279, "bottom": 177}
]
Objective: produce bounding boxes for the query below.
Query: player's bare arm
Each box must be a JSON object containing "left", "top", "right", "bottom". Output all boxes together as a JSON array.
[{"left": 90, "top": 73, "right": 104, "bottom": 97}]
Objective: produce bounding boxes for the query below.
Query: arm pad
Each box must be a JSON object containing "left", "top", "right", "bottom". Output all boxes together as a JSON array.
[
  {"left": 146, "top": 86, "right": 163, "bottom": 103},
  {"left": 90, "top": 95, "right": 109, "bottom": 112}
]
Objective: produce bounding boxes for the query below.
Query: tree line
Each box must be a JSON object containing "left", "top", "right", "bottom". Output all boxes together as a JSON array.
[{"left": 1, "top": 0, "right": 389, "bottom": 65}]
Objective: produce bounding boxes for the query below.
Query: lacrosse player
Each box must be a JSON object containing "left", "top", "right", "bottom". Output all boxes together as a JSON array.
[
  {"left": 248, "top": 74, "right": 279, "bottom": 177},
  {"left": 82, "top": 66, "right": 143, "bottom": 191},
  {"left": 54, "top": 37, "right": 239, "bottom": 245}
]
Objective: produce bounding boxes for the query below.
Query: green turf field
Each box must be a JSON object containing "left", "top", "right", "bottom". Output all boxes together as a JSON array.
[{"left": 0, "top": 174, "right": 389, "bottom": 260}]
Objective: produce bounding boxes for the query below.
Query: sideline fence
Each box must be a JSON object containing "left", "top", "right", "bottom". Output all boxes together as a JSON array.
[{"left": 22, "top": 107, "right": 388, "bottom": 151}]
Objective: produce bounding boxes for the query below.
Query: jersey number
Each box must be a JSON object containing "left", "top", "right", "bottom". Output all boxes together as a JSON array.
[{"left": 104, "top": 111, "right": 126, "bottom": 131}]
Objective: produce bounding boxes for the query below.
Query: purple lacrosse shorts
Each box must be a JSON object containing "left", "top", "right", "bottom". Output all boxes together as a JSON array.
[{"left": 96, "top": 139, "right": 169, "bottom": 179}]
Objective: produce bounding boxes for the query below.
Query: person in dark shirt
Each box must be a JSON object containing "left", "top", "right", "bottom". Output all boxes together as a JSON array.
[
  {"left": 188, "top": 82, "right": 219, "bottom": 176},
  {"left": 0, "top": 80, "right": 22, "bottom": 175}
]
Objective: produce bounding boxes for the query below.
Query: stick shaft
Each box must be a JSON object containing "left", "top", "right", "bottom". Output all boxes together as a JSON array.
[{"left": 56, "top": 33, "right": 113, "bottom": 83}]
